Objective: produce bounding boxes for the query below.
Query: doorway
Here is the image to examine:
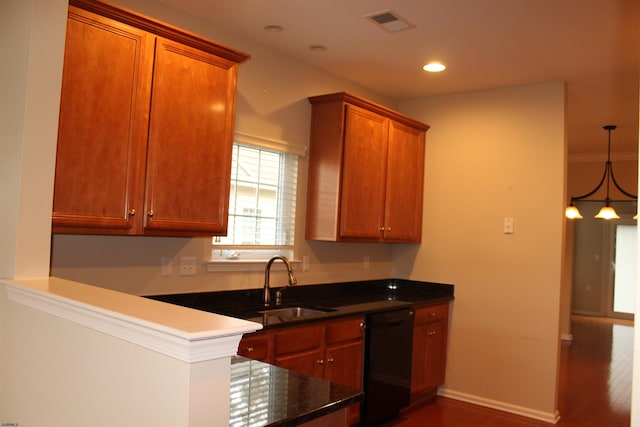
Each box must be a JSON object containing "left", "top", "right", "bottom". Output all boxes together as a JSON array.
[
  {"left": 606, "top": 222, "right": 636, "bottom": 319},
  {"left": 571, "top": 200, "right": 637, "bottom": 318}
]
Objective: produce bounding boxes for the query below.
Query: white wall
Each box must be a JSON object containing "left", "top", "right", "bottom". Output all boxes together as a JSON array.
[
  {"left": 394, "top": 81, "right": 566, "bottom": 420},
  {"left": 0, "top": 283, "right": 231, "bottom": 426}
]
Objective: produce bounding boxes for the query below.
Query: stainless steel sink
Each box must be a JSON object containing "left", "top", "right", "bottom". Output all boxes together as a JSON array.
[{"left": 258, "top": 306, "right": 333, "bottom": 319}]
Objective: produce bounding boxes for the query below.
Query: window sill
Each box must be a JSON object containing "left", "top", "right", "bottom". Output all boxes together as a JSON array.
[{"left": 205, "top": 259, "right": 300, "bottom": 273}]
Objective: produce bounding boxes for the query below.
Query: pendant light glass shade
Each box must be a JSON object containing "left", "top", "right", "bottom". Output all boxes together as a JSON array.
[
  {"left": 565, "top": 204, "right": 583, "bottom": 219},
  {"left": 594, "top": 205, "right": 620, "bottom": 219}
]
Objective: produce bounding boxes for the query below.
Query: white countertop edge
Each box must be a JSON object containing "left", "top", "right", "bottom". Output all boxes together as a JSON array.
[{"left": 2, "top": 278, "right": 261, "bottom": 363}]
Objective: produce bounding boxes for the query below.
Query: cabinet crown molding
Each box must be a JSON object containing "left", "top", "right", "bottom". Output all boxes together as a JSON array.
[
  {"left": 70, "top": 0, "right": 251, "bottom": 63},
  {"left": 308, "top": 92, "right": 430, "bottom": 132}
]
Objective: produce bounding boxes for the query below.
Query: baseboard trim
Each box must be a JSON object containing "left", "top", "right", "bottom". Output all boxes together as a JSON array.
[{"left": 438, "top": 388, "right": 560, "bottom": 424}]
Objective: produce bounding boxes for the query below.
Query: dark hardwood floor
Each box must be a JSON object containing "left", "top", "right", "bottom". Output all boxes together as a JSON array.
[{"left": 382, "top": 315, "right": 633, "bottom": 426}]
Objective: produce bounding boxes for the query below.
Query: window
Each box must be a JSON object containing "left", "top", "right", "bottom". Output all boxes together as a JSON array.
[{"left": 211, "top": 135, "right": 300, "bottom": 264}]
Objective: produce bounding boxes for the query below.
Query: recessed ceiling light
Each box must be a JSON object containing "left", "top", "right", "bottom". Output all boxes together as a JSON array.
[
  {"left": 309, "top": 45, "right": 327, "bottom": 52},
  {"left": 423, "top": 63, "right": 446, "bottom": 73},
  {"left": 264, "top": 25, "right": 283, "bottom": 32}
]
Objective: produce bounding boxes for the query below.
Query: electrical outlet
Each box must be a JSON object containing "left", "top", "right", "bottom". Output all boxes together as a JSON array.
[
  {"left": 160, "top": 257, "right": 172, "bottom": 277},
  {"left": 302, "top": 256, "right": 310, "bottom": 272},
  {"left": 179, "top": 256, "right": 197, "bottom": 276}
]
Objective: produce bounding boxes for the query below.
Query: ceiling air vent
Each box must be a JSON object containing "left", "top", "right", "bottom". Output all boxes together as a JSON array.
[{"left": 365, "top": 10, "right": 415, "bottom": 33}]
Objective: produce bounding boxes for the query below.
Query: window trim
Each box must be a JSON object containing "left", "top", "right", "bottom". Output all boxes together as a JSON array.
[
  {"left": 206, "top": 132, "right": 303, "bottom": 272},
  {"left": 234, "top": 131, "right": 307, "bottom": 157}
]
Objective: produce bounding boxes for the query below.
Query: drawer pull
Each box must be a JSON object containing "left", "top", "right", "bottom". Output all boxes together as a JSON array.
[
  {"left": 245, "top": 347, "right": 254, "bottom": 353},
  {"left": 317, "top": 359, "right": 324, "bottom": 365},
  {"left": 327, "top": 357, "right": 334, "bottom": 364}
]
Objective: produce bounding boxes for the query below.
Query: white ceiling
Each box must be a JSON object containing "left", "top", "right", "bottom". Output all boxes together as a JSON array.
[{"left": 158, "top": 0, "right": 639, "bottom": 157}]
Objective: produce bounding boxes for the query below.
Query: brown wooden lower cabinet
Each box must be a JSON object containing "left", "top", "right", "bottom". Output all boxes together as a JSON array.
[
  {"left": 238, "top": 304, "right": 450, "bottom": 424},
  {"left": 410, "top": 302, "right": 450, "bottom": 404},
  {"left": 238, "top": 316, "right": 364, "bottom": 426}
]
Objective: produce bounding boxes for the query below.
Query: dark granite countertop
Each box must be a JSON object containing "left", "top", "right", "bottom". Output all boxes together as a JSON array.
[
  {"left": 148, "top": 279, "right": 454, "bottom": 329},
  {"left": 148, "top": 279, "right": 453, "bottom": 426},
  {"left": 230, "top": 356, "right": 363, "bottom": 427}
]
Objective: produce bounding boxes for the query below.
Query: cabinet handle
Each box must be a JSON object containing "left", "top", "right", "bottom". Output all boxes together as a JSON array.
[
  {"left": 428, "top": 331, "right": 437, "bottom": 336},
  {"left": 378, "top": 227, "right": 385, "bottom": 232},
  {"left": 316, "top": 359, "right": 324, "bottom": 365},
  {"left": 147, "top": 210, "right": 154, "bottom": 217},
  {"left": 360, "top": 321, "right": 365, "bottom": 334},
  {"left": 386, "top": 227, "right": 392, "bottom": 231},
  {"left": 245, "top": 347, "right": 254, "bottom": 353},
  {"left": 128, "top": 209, "right": 136, "bottom": 216},
  {"left": 327, "top": 357, "right": 334, "bottom": 364}
]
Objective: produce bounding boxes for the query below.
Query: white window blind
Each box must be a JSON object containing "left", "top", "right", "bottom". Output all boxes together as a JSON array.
[{"left": 215, "top": 142, "right": 298, "bottom": 248}]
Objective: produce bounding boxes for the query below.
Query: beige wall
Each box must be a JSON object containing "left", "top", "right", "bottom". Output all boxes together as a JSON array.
[
  {"left": 394, "top": 82, "right": 566, "bottom": 420},
  {"left": 0, "top": 0, "right": 66, "bottom": 279},
  {"left": 633, "top": 88, "right": 640, "bottom": 427}
]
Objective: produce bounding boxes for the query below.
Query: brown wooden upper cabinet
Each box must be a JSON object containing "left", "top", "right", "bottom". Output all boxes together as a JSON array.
[
  {"left": 306, "top": 93, "right": 429, "bottom": 243},
  {"left": 52, "top": 0, "right": 249, "bottom": 236}
]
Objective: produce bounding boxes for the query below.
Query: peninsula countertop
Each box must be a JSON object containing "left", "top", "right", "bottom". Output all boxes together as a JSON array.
[{"left": 230, "top": 356, "right": 363, "bottom": 427}]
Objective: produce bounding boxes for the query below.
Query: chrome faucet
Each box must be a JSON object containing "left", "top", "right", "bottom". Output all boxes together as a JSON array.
[{"left": 263, "top": 256, "right": 297, "bottom": 306}]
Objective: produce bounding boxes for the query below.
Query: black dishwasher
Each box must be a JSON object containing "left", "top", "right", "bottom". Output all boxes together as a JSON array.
[{"left": 361, "top": 307, "right": 414, "bottom": 426}]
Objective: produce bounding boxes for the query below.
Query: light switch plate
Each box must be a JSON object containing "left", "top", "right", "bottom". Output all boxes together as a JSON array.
[
  {"left": 504, "top": 217, "right": 514, "bottom": 234},
  {"left": 160, "top": 256, "right": 172, "bottom": 277}
]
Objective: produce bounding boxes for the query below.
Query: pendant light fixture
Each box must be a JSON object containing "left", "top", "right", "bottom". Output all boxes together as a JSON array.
[{"left": 565, "top": 125, "right": 638, "bottom": 220}]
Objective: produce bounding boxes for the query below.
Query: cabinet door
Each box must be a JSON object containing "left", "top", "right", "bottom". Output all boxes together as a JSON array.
[
  {"left": 384, "top": 120, "right": 425, "bottom": 242},
  {"left": 424, "top": 320, "right": 447, "bottom": 389},
  {"left": 276, "top": 349, "right": 326, "bottom": 379},
  {"left": 274, "top": 323, "right": 325, "bottom": 378},
  {"left": 326, "top": 340, "right": 364, "bottom": 426},
  {"left": 411, "top": 304, "right": 449, "bottom": 400},
  {"left": 325, "top": 323, "right": 364, "bottom": 388},
  {"left": 143, "top": 37, "right": 238, "bottom": 234},
  {"left": 339, "top": 104, "right": 388, "bottom": 240},
  {"left": 52, "top": 7, "right": 153, "bottom": 233},
  {"left": 411, "top": 323, "right": 429, "bottom": 396}
]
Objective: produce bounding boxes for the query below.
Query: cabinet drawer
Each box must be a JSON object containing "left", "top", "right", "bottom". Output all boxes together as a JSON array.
[
  {"left": 275, "top": 324, "right": 324, "bottom": 356},
  {"left": 325, "top": 316, "right": 364, "bottom": 345},
  {"left": 414, "top": 303, "right": 449, "bottom": 325},
  {"left": 238, "top": 332, "right": 272, "bottom": 362}
]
